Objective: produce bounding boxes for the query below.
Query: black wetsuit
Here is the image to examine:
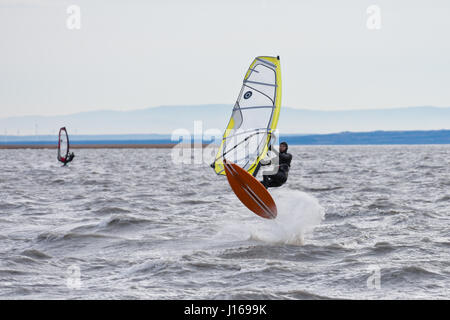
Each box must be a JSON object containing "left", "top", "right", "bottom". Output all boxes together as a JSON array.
[
  {"left": 67, "top": 152, "right": 75, "bottom": 163},
  {"left": 260, "top": 149, "right": 292, "bottom": 189},
  {"left": 62, "top": 152, "right": 75, "bottom": 166}
]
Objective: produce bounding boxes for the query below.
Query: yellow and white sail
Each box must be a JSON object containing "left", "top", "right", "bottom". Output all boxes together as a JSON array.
[{"left": 212, "top": 56, "right": 282, "bottom": 176}]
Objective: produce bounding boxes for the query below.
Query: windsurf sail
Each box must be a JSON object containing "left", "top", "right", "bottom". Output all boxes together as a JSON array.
[
  {"left": 212, "top": 56, "right": 282, "bottom": 176},
  {"left": 57, "top": 127, "right": 70, "bottom": 163}
]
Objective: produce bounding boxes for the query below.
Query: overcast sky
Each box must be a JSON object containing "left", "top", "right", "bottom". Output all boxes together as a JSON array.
[{"left": 1, "top": 0, "right": 449, "bottom": 118}]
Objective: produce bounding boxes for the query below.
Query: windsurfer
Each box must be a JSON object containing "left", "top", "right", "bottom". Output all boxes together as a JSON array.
[
  {"left": 260, "top": 142, "right": 292, "bottom": 188},
  {"left": 66, "top": 152, "right": 75, "bottom": 164}
]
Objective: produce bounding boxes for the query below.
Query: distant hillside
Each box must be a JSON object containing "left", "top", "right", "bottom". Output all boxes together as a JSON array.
[
  {"left": 0, "top": 105, "right": 449, "bottom": 135},
  {"left": 281, "top": 106, "right": 450, "bottom": 133}
]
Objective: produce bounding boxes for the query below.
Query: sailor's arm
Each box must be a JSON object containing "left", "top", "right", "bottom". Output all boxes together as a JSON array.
[{"left": 279, "top": 152, "right": 292, "bottom": 163}]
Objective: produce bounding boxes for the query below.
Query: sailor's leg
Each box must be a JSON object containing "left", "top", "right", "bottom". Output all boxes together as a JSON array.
[
  {"left": 260, "top": 174, "right": 271, "bottom": 189},
  {"left": 267, "top": 172, "right": 287, "bottom": 188},
  {"left": 267, "top": 179, "right": 282, "bottom": 188}
]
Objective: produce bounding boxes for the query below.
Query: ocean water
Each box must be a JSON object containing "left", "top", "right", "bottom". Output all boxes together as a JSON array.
[{"left": 0, "top": 145, "right": 449, "bottom": 299}]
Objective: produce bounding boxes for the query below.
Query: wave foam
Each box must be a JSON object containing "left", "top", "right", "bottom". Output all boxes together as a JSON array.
[{"left": 220, "top": 189, "right": 325, "bottom": 246}]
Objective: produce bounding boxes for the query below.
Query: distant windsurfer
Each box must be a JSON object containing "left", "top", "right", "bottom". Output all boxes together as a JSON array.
[
  {"left": 57, "top": 127, "right": 75, "bottom": 166},
  {"left": 260, "top": 142, "right": 292, "bottom": 188}
]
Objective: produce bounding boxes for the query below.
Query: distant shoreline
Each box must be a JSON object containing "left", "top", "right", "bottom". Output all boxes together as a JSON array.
[{"left": 1, "top": 130, "right": 449, "bottom": 148}]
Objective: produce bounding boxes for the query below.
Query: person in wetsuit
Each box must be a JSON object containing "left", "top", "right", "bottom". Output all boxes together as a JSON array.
[
  {"left": 60, "top": 152, "right": 75, "bottom": 166},
  {"left": 66, "top": 152, "right": 75, "bottom": 164},
  {"left": 260, "top": 141, "right": 292, "bottom": 189}
]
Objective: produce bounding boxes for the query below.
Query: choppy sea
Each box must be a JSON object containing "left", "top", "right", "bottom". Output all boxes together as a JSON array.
[{"left": 0, "top": 145, "right": 449, "bottom": 299}]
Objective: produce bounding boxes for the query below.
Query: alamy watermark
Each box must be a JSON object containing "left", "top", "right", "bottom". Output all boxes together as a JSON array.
[
  {"left": 66, "top": 265, "right": 82, "bottom": 290},
  {"left": 66, "top": 5, "right": 81, "bottom": 30},
  {"left": 366, "top": 264, "right": 381, "bottom": 290},
  {"left": 366, "top": 5, "right": 382, "bottom": 30},
  {"left": 170, "top": 121, "right": 280, "bottom": 175}
]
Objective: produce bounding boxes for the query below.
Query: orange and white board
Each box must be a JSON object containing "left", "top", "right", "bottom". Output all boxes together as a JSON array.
[{"left": 223, "top": 159, "right": 277, "bottom": 219}]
